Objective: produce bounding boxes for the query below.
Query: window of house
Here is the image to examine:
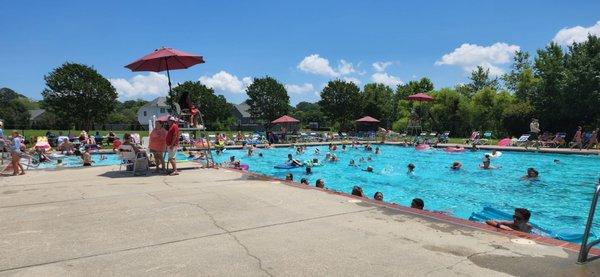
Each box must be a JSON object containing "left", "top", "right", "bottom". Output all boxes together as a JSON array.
[
  {"left": 143, "top": 111, "right": 147, "bottom": 116},
  {"left": 160, "top": 108, "right": 166, "bottom": 113}
]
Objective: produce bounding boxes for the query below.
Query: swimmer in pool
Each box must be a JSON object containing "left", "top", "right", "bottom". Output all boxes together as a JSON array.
[
  {"left": 553, "top": 159, "right": 560, "bottom": 164},
  {"left": 300, "top": 178, "right": 309, "bottom": 185},
  {"left": 407, "top": 163, "right": 415, "bottom": 173},
  {"left": 363, "top": 166, "right": 374, "bottom": 173},
  {"left": 349, "top": 159, "right": 357, "bottom": 167},
  {"left": 315, "top": 148, "right": 320, "bottom": 155},
  {"left": 480, "top": 154, "right": 498, "bottom": 169},
  {"left": 342, "top": 145, "right": 347, "bottom": 151},
  {"left": 522, "top": 167, "right": 539, "bottom": 180},
  {"left": 285, "top": 173, "right": 293, "bottom": 181},
  {"left": 374, "top": 192, "right": 383, "bottom": 201},
  {"left": 287, "top": 154, "right": 302, "bottom": 166},
  {"left": 367, "top": 156, "right": 373, "bottom": 162},
  {"left": 100, "top": 154, "right": 107, "bottom": 161},
  {"left": 374, "top": 147, "right": 380, "bottom": 154},
  {"left": 329, "top": 154, "right": 338, "bottom": 162},
  {"left": 486, "top": 208, "right": 532, "bottom": 233},
  {"left": 315, "top": 179, "right": 325, "bottom": 188},
  {"left": 411, "top": 198, "right": 424, "bottom": 209},
  {"left": 247, "top": 148, "right": 254, "bottom": 157},
  {"left": 359, "top": 157, "right": 366, "bottom": 163},
  {"left": 258, "top": 153, "right": 263, "bottom": 157},
  {"left": 305, "top": 166, "right": 312, "bottom": 175},
  {"left": 451, "top": 161, "right": 462, "bottom": 170},
  {"left": 351, "top": 186, "right": 365, "bottom": 197}
]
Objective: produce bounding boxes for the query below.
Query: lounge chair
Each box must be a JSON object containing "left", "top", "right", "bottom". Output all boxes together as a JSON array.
[
  {"left": 516, "top": 134, "right": 530, "bottom": 147},
  {"left": 117, "top": 145, "right": 148, "bottom": 175},
  {"left": 439, "top": 131, "right": 450, "bottom": 143},
  {"left": 466, "top": 131, "right": 481, "bottom": 145},
  {"left": 480, "top": 131, "right": 492, "bottom": 144},
  {"left": 141, "top": 137, "right": 150, "bottom": 149},
  {"left": 131, "top": 133, "right": 141, "bottom": 144}
]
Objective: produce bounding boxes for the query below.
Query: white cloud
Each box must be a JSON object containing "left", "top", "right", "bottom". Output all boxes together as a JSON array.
[
  {"left": 199, "top": 71, "right": 252, "bottom": 94},
  {"left": 371, "top": 72, "right": 403, "bottom": 87},
  {"left": 109, "top": 72, "right": 169, "bottom": 99},
  {"left": 285, "top": 83, "right": 314, "bottom": 94},
  {"left": 298, "top": 54, "right": 339, "bottom": 77},
  {"left": 337, "top": 59, "right": 356, "bottom": 75},
  {"left": 342, "top": 77, "right": 362, "bottom": 85},
  {"left": 435, "top": 42, "right": 520, "bottom": 76},
  {"left": 553, "top": 21, "right": 600, "bottom": 45},
  {"left": 372, "top": 61, "right": 392, "bottom": 72},
  {"left": 297, "top": 54, "right": 357, "bottom": 77}
]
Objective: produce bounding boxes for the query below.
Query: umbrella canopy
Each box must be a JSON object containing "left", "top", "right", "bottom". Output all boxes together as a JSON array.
[
  {"left": 408, "top": 92, "right": 434, "bottom": 102},
  {"left": 125, "top": 47, "right": 204, "bottom": 72},
  {"left": 271, "top": 115, "right": 300, "bottom": 124},
  {"left": 125, "top": 47, "right": 205, "bottom": 94},
  {"left": 355, "top": 116, "right": 380, "bottom": 123},
  {"left": 498, "top": 138, "right": 511, "bottom": 147}
]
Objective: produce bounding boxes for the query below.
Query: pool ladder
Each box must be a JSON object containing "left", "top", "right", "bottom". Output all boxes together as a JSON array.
[{"left": 578, "top": 179, "right": 600, "bottom": 264}]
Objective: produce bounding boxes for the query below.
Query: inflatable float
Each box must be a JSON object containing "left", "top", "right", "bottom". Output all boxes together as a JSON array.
[
  {"left": 469, "top": 206, "right": 589, "bottom": 242},
  {"left": 274, "top": 163, "right": 303, "bottom": 169},
  {"left": 304, "top": 160, "right": 324, "bottom": 167},
  {"left": 444, "top": 146, "right": 465, "bottom": 153},
  {"left": 415, "top": 144, "right": 431, "bottom": 151},
  {"left": 486, "top": 151, "right": 503, "bottom": 158}
]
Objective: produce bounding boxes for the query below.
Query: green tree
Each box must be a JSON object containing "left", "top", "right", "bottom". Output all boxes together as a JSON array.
[
  {"left": 291, "top": 102, "right": 327, "bottom": 128},
  {"left": 246, "top": 76, "right": 290, "bottom": 127},
  {"left": 502, "top": 51, "right": 540, "bottom": 100},
  {"left": 532, "top": 42, "right": 566, "bottom": 130},
  {"left": 319, "top": 80, "right": 363, "bottom": 131},
  {"left": 0, "top": 88, "right": 30, "bottom": 129},
  {"left": 466, "top": 66, "right": 499, "bottom": 96},
  {"left": 501, "top": 100, "right": 534, "bottom": 136},
  {"left": 167, "top": 81, "right": 234, "bottom": 130},
  {"left": 362, "top": 83, "right": 394, "bottom": 127},
  {"left": 42, "top": 63, "right": 118, "bottom": 130},
  {"left": 429, "top": 88, "right": 472, "bottom": 136}
]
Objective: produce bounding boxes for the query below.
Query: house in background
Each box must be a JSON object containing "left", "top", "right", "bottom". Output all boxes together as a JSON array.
[
  {"left": 232, "top": 101, "right": 263, "bottom": 131},
  {"left": 137, "top": 97, "right": 169, "bottom": 129},
  {"left": 29, "top": 109, "right": 46, "bottom": 126}
]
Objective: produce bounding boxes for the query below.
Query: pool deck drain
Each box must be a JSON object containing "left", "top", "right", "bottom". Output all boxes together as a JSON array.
[{"left": 1, "top": 165, "right": 599, "bottom": 276}]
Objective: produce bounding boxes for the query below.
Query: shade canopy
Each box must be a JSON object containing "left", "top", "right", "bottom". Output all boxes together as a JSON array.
[
  {"left": 408, "top": 92, "right": 434, "bottom": 102},
  {"left": 271, "top": 115, "right": 300, "bottom": 124},
  {"left": 125, "top": 47, "right": 205, "bottom": 72},
  {"left": 355, "top": 116, "right": 380, "bottom": 123}
]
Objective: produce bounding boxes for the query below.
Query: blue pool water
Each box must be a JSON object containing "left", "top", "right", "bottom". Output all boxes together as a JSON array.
[
  {"left": 212, "top": 145, "right": 600, "bottom": 241},
  {"left": 34, "top": 152, "right": 189, "bottom": 169}
]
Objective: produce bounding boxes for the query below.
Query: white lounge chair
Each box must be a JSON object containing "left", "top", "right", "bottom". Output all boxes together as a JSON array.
[
  {"left": 516, "top": 134, "right": 530, "bottom": 147},
  {"left": 117, "top": 145, "right": 148, "bottom": 175}
]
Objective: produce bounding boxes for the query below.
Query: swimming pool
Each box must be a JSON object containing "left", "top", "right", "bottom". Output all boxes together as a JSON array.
[
  {"left": 34, "top": 152, "right": 190, "bottom": 169},
  {"left": 212, "top": 144, "right": 600, "bottom": 242}
]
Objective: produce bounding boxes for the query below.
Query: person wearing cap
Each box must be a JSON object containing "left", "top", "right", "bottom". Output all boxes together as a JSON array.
[{"left": 166, "top": 116, "right": 180, "bottom": 175}]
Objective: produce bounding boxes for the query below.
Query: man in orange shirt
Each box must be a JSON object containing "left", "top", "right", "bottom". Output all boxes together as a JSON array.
[{"left": 166, "top": 116, "right": 180, "bottom": 175}]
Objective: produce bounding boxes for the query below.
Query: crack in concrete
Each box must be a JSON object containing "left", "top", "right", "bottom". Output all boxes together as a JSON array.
[{"left": 147, "top": 192, "right": 274, "bottom": 276}]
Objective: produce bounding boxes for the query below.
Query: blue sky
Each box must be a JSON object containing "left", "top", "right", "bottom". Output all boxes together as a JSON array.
[{"left": 1, "top": 0, "right": 599, "bottom": 105}]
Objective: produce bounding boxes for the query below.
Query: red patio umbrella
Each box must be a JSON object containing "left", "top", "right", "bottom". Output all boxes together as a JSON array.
[
  {"left": 408, "top": 92, "right": 434, "bottom": 102},
  {"left": 125, "top": 47, "right": 205, "bottom": 94},
  {"left": 355, "top": 116, "right": 380, "bottom": 123},
  {"left": 271, "top": 115, "right": 300, "bottom": 124}
]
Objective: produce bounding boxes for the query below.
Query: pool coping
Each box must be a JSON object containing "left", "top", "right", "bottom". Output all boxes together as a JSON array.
[{"left": 221, "top": 166, "right": 600, "bottom": 257}]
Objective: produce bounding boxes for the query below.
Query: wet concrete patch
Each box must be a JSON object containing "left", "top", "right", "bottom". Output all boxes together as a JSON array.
[{"left": 469, "top": 252, "right": 599, "bottom": 277}]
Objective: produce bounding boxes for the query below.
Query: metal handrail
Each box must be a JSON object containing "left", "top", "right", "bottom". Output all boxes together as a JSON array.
[{"left": 578, "top": 180, "right": 600, "bottom": 264}]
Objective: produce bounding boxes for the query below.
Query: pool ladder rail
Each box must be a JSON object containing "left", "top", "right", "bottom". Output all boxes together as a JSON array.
[{"left": 578, "top": 179, "right": 600, "bottom": 264}]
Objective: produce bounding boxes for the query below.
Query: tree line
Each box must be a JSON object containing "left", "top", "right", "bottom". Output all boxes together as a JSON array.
[{"left": 2, "top": 35, "right": 598, "bottom": 138}]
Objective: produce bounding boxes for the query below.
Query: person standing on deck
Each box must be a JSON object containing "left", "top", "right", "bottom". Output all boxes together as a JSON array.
[
  {"left": 526, "top": 118, "right": 540, "bottom": 150},
  {"left": 166, "top": 116, "right": 180, "bottom": 176}
]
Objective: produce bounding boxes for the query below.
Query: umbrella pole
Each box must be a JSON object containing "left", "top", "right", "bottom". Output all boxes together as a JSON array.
[{"left": 165, "top": 58, "right": 172, "bottom": 94}]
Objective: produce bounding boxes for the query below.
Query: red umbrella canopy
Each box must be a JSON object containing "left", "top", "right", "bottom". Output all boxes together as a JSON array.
[
  {"left": 408, "top": 92, "right": 434, "bottom": 102},
  {"left": 271, "top": 115, "right": 300, "bottom": 124},
  {"left": 355, "top": 116, "right": 380, "bottom": 123},
  {"left": 125, "top": 47, "right": 205, "bottom": 72}
]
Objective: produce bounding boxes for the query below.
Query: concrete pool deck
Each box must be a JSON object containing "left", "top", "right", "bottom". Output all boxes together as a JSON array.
[{"left": 1, "top": 165, "right": 600, "bottom": 276}]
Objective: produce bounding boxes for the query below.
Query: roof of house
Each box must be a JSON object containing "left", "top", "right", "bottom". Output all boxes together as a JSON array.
[
  {"left": 141, "top": 97, "right": 168, "bottom": 108},
  {"left": 234, "top": 102, "right": 251, "bottom": 118},
  {"left": 29, "top": 109, "right": 45, "bottom": 121}
]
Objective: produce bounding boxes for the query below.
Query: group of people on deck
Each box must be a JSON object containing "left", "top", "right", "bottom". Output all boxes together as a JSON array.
[
  {"left": 526, "top": 118, "right": 598, "bottom": 150},
  {"left": 146, "top": 117, "right": 180, "bottom": 175}
]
